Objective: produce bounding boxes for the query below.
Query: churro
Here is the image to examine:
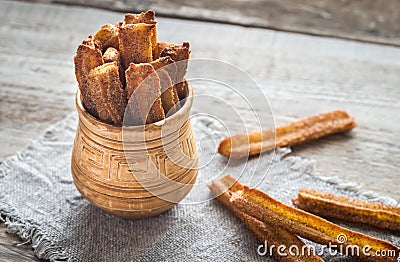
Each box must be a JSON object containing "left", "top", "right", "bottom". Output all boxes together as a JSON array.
[
  {"left": 93, "top": 24, "right": 119, "bottom": 52},
  {"left": 229, "top": 183, "right": 399, "bottom": 261},
  {"left": 208, "top": 177, "right": 323, "bottom": 262},
  {"left": 150, "top": 57, "right": 180, "bottom": 115},
  {"left": 293, "top": 189, "right": 400, "bottom": 232},
  {"left": 74, "top": 37, "right": 104, "bottom": 118},
  {"left": 219, "top": 110, "right": 356, "bottom": 159},
  {"left": 87, "top": 62, "right": 126, "bottom": 124},
  {"left": 102, "top": 47, "right": 119, "bottom": 63},
  {"left": 153, "top": 41, "right": 171, "bottom": 60},
  {"left": 125, "top": 63, "right": 165, "bottom": 125},
  {"left": 74, "top": 11, "right": 190, "bottom": 126},
  {"left": 118, "top": 23, "right": 155, "bottom": 68},
  {"left": 102, "top": 47, "right": 125, "bottom": 85},
  {"left": 124, "top": 11, "right": 157, "bottom": 49},
  {"left": 160, "top": 42, "right": 190, "bottom": 99}
]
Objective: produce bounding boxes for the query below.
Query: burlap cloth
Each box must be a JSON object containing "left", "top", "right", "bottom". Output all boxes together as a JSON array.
[{"left": 0, "top": 112, "right": 399, "bottom": 261}]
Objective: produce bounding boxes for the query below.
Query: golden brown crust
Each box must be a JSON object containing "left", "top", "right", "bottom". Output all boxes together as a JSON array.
[
  {"left": 160, "top": 42, "right": 190, "bottom": 100},
  {"left": 124, "top": 11, "right": 157, "bottom": 54},
  {"left": 208, "top": 178, "right": 323, "bottom": 262},
  {"left": 125, "top": 63, "right": 165, "bottom": 125},
  {"left": 161, "top": 42, "right": 190, "bottom": 60},
  {"left": 293, "top": 189, "right": 400, "bottom": 232},
  {"left": 93, "top": 24, "right": 119, "bottom": 52},
  {"left": 118, "top": 23, "right": 155, "bottom": 68},
  {"left": 87, "top": 62, "right": 126, "bottom": 124},
  {"left": 87, "top": 67, "right": 112, "bottom": 123},
  {"left": 150, "top": 56, "right": 174, "bottom": 71},
  {"left": 150, "top": 57, "right": 180, "bottom": 115},
  {"left": 81, "top": 37, "right": 96, "bottom": 47},
  {"left": 157, "top": 70, "right": 178, "bottom": 116},
  {"left": 74, "top": 12, "right": 189, "bottom": 126},
  {"left": 151, "top": 56, "right": 179, "bottom": 96},
  {"left": 153, "top": 41, "right": 171, "bottom": 60},
  {"left": 160, "top": 42, "right": 190, "bottom": 79},
  {"left": 218, "top": 110, "right": 357, "bottom": 159},
  {"left": 74, "top": 37, "right": 104, "bottom": 118},
  {"left": 173, "top": 82, "right": 187, "bottom": 101},
  {"left": 229, "top": 185, "right": 399, "bottom": 261},
  {"left": 295, "top": 189, "right": 400, "bottom": 214},
  {"left": 102, "top": 47, "right": 119, "bottom": 63},
  {"left": 102, "top": 47, "right": 125, "bottom": 86},
  {"left": 124, "top": 10, "right": 156, "bottom": 24}
]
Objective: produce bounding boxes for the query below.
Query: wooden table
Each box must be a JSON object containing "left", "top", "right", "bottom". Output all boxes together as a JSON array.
[{"left": 0, "top": 1, "right": 399, "bottom": 260}]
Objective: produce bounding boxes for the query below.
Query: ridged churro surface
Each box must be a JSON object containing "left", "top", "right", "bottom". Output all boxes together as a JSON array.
[
  {"left": 219, "top": 110, "right": 356, "bottom": 159},
  {"left": 125, "top": 63, "right": 165, "bottom": 125},
  {"left": 74, "top": 37, "right": 104, "bottom": 118},
  {"left": 229, "top": 185, "right": 399, "bottom": 261},
  {"left": 293, "top": 188, "right": 400, "bottom": 232},
  {"left": 208, "top": 176, "right": 323, "bottom": 262},
  {"left": 73, "top": 12, "right": 190, "bottom": 126}
]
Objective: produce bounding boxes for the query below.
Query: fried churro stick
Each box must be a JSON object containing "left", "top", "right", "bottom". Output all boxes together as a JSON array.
[
  {"left": 160, "top": 42, "right": 190, "bottom": 100},
  {"left": 93, "top": 24, "right": 119, "bottom": 52},
  {"left": 293, "top": 189, "right": 400, "bottom": 232},
  {"left": 118, "top": 23, "right": 155, "bottom": 68},
  {"left": 153, "top": 41, "right": 171, "bottom": 60},
  {"left": 124, "top": 10, "right": 156, "bottom": 24},
  {"left": 219, "top": 110, "right": 356, "bottom": 159},
  {"left": 103, "top": 47, "right": 125, "bottom": 86},
  {"left": 102, "top": 47, "right": 119, "bottom": 63},
  {"left": 87, "top": 62, "right": 126, "bottom": 124},
  {"left": 125, "top": 63, "right": 165, "bottom": 125},
  {"left": 151, "top": 56, "right": 179, "bottom": 91},
  {"left": 208, "top": 178, "right": 323, "bottom": 262},
  {"left": 74, "top": 36, "right": 104, "bottom": 118},
  {"left": 229, "top": 184, "right": 399, "bottom": 261},
  {"left": 150, "top": 57, "right": 180, "bottom": 115},
  {"left": 150, "top": 56, "right": 175, "bottom": 72},
  {"left": 124, "top": 11, "right": 157, "bottom": 49}
]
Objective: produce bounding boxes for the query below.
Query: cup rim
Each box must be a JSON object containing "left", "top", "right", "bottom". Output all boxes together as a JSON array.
[{"left": 75, "top": 82, "right": 194, "bottom": 130}]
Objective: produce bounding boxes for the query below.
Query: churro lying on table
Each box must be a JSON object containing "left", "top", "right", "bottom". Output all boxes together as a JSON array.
[
  {"left": 210, "top": 175, "right": 399, "bottom": 262},
  {"left": 208, "top": 175, "right": 323, "bottom": 262},
  {"left": 293, "top": 189, "right": 400, "bottom": 232},
  {"left": 218, "top": 110, "right": 356, "bottom": 159}
]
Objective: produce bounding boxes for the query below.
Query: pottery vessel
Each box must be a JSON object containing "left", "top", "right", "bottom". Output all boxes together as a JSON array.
[{"left": 71, "top": 84, "right": 198, "bottom": 219}]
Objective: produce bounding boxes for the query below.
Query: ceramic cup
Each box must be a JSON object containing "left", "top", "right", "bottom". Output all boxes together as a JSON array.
[{"left": 71, "top": 83, "right": 198, "bottom": 219}]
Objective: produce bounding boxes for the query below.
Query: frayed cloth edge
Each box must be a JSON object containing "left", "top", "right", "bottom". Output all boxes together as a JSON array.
[
  {"left": 0, "top": 207, "right": 70, "bottom": 261},
  {"left": 0, "top": 113, "right": 76, "bottom": 261}
]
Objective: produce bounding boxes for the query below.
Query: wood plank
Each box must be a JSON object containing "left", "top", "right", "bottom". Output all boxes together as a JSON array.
[
  {"left": 0, "top": 1, "right": 399, "bottom": 260},
  {"left": 0, "top": 224, "right": 41, "bottom": 261},
  {"left": 1, "top": 0, "right": 399, "bottom": 213},
  {"left": 26, "top": 0, "right": 400, "bottom": 46}
]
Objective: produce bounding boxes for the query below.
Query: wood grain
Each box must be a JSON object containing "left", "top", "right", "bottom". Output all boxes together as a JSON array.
[
  {"left": 26, "top": 0, "right": 400, "bottom": 46},
  {"left": 0, "top": 1, "right": 399, "bottom": 261},
  {"left": 0, "top": 224, "right": 41, "bottom": 261}
]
